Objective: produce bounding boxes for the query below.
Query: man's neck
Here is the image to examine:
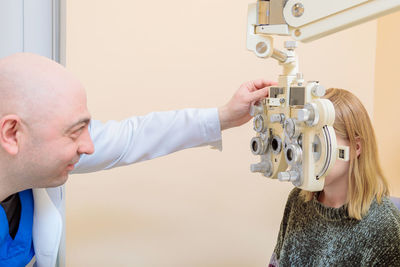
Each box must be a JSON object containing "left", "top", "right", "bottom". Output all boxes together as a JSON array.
[
  {"left": 319, "top": 177, "right": 348, "bottom": 208},
  {"left": 0, "top": 175, "right": 21, "bottom": 202}
]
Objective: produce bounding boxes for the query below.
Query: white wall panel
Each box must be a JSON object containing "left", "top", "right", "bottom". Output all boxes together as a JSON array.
[
  {"left": 0, "top": 0, "right": 24, "bottom": 58},
  {"left": 24, "top": 0, "right": 53, "bottom": 58}
]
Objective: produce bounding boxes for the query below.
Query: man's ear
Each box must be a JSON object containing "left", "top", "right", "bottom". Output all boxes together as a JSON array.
[
  {"left": 355, "top": 137, "right": 362, "bottom": 158},
  {"left": 0, "top": 115, "right": 22, "bottom": 155}
]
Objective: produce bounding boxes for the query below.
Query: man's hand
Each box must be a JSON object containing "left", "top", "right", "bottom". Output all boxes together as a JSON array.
[{"left": 218, "top": 79, "right": 277, "bottom": 131}]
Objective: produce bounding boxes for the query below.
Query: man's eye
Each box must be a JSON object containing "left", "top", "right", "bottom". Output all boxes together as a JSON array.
[{"left": 71, "top": 127, "right": 84, "bottom": 139}]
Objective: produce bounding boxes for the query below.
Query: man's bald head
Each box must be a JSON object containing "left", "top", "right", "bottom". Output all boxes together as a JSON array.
[
  {"left": 0, "top": 53, "right": 85, "bottom": 124},
  {"left": 0, "top": 53, "right": 93, "bottom": 195}
]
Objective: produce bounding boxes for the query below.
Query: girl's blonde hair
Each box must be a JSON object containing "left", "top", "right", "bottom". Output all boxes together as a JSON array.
[{"left": 300, "top": 88, "right": 389, "bottom": 220}]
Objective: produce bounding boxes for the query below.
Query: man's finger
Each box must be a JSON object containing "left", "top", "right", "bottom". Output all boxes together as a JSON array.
[
  {"left": 249, "top": 87, "right": 269, "bottom": 102},
  {"left": 248, "top": 79, "right": 277, "bottom": 92}
]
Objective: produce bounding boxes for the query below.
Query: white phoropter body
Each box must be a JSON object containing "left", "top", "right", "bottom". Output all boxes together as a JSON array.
[{"left": 247, "top": 0, "right": 400, "bottom": 191}]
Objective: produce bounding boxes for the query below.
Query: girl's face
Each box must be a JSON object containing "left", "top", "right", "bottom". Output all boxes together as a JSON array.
[{"left": 324, "top": 134, "right": 351, "bottom": 188}]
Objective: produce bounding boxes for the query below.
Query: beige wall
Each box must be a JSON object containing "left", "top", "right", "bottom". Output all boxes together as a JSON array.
[
  {"left": 374, "top": 11, "right": 400, "bottom": 197},
  {"left": 65, "top": 1, "right": 378, "bottom": 266}
]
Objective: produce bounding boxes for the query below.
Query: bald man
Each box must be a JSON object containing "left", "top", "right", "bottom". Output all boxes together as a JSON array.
[{"left": 0, "top": 53, "right": 274, "bottom": 266}]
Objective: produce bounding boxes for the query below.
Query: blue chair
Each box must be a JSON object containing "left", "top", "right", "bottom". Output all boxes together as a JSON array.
[{"left": 391, "top": 197, "right": 400, "bottom": 210}]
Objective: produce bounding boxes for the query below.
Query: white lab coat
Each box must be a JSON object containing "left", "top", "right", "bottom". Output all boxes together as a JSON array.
[{"left": 31, "top": 108, "right": 222, "bottom": 267}]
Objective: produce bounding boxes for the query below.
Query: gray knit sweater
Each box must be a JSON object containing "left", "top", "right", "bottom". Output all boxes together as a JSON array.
[{"left": 270, "top": 188, "right": 400, "bottom": 266}]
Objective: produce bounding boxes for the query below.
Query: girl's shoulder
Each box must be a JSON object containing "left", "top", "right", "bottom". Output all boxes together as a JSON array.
[
  {"left": 287, "top": 187, "right": 302, "bottom": 201},
  {"left": 363, "top": 197, "right": 400, "bottom": 234},
  {"left": 369, "top": 197, "right": 400, "bottom": 219}
]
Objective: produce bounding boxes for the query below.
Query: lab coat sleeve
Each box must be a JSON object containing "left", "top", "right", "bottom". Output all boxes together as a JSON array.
[{"left": 72, "top": 108, "right": 222, "bottom": 173}]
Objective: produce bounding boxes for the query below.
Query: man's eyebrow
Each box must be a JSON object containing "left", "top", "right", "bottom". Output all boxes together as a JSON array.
[{"left": 64, "top": 118, "right": 91, "bottom": 133}]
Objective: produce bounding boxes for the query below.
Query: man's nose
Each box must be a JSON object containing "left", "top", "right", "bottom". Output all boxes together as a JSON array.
[{"left": 78, "top": 128, "right": 95, "bottom": 155}]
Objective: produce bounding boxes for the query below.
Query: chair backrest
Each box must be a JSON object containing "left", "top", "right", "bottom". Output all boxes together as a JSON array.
[{"left": 390, "top": 197, "right": 400, "bottom": 210}]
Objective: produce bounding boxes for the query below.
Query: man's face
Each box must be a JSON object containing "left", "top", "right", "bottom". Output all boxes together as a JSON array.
[
  {"left": 21, "top": 85, "right": 94, "bottom": 188},
  {"left": 0, "top": 53, "right": 95, "bottom": 190}
]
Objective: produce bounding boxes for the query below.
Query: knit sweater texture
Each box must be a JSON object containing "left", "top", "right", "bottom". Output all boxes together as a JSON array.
[{"left": 271, "top": 188, "right": 400, "bottom": 266}]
